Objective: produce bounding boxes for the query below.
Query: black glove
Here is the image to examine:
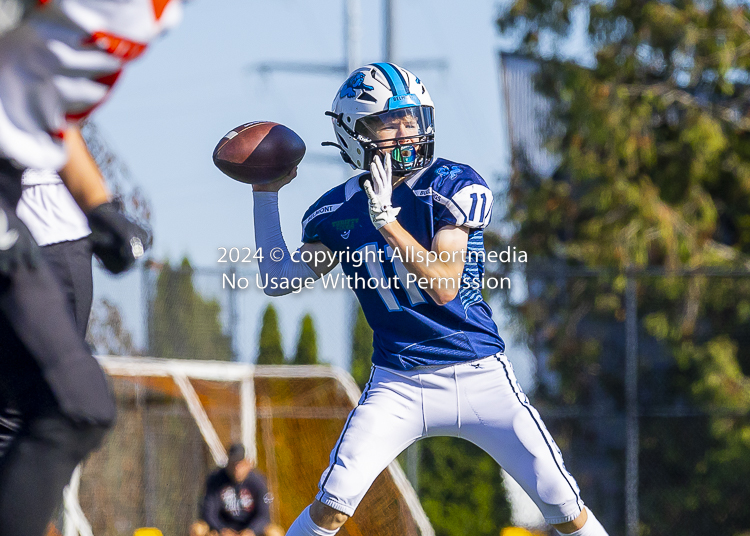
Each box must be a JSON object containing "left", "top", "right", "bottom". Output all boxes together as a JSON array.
[
  {"left": 0, "top": 204, "right": 40, "bottom": 277},
  {"left": 87, "top": 201, "right": 152, "bottom": 274}
]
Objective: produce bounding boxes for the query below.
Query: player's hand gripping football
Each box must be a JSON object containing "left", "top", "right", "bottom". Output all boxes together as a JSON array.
[
  {"left": 87, "top": 201, "right": 152, "bottom": 274},
  {"left": 251, "top": 166, "right": 298, "bottom": 192},
  {"left": 364, "top": 154, "right": 400, "bottom": 230}
]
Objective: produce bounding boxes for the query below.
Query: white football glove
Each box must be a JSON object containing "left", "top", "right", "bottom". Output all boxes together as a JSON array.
[{"left": 363, "top": 154, "right": 400, "bottom": 230}]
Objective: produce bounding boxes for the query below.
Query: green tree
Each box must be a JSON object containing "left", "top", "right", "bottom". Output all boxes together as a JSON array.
[
  {"left": 87, "top": 298, "right": 137, "bottom": 355},
  {"left": 498, "top": 1, "right": 750, "bottom": 533},
  {"left": 149, "top": 257, "right": 232, "bottom": 360},
  {"left": 419, "top": 438, "right": 511, "bottom": 536},
  {"left": 293, "top": 313, "right": 318, "bottom": 364},
  {"left": 257, "top": 304, "right": 284, "bottom": 365},
  {"left": 350, "top": 304, "right": 373, "bottom": 389}
]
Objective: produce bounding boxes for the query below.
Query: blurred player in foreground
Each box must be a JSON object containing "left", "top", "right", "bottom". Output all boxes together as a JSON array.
[
  {"left": 191, "top": 444, "right": 284, "bottom": 536},
  {"left": 0, "top": 1, "right": 182, "bottom": 534},
  {"left": 0, "top": 129, "right": 98, "bottom": 459},
  {"left": 251, "top": 63, "right": 610, "bottom": 536}
]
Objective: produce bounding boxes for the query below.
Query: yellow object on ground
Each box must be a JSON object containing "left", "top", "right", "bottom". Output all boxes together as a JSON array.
[
  {"left": 133, "top": 529, "right": 164, "bottom": 536},
  {"left": 500, "top": 527, "right": 544, "bottom": 536}
]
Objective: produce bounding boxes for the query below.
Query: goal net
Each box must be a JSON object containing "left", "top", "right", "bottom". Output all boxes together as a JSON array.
[{"left": 63, "top": 357, "right": 433, "bottom": 536}]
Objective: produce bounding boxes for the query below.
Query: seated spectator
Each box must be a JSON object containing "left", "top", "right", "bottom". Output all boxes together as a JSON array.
[{"left": 191, "top": 444, "right": 283, "bottom": 536}]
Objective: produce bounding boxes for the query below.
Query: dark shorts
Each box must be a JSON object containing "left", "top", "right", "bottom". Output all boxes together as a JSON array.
[{"left": 41, "top": 237, "right": 94, "bottom": 339}]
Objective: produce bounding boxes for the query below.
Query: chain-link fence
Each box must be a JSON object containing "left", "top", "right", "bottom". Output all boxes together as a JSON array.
[
  {"left": 90, "top": 261, "right": 750, "bottom": 536},
  {"left": 486, "top": 265, "right": 750, "bottom": 536},
  {"left": 76, "top": 364, "right": 427, "bottom": 536}
]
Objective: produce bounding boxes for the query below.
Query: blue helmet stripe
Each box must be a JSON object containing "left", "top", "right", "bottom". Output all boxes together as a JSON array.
[
  {"left": 372, "top": 62, "right": 409, "bottom": 96},
  {"left": 372, "top": 63, "right": 421, "bottom": 110}
]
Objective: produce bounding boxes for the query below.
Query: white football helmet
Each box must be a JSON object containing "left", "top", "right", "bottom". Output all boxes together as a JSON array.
[{"left": 324, "top": 63, "right": 435, "bottom": 173}]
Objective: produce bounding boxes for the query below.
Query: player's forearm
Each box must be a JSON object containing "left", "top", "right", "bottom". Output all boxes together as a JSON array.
[
  {"left": 252, "top": 191, "right": 318, "bottom": 296},
  {"left": 58, "top": 126, "right": 111, "bottom": 213},
  {"left": 379, "top": 221, "right": 461, "bottom": 304}
]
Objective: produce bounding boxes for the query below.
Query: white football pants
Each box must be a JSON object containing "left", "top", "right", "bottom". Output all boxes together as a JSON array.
[{"left": 316, "top": 353, "right": 584, "bottom": 524}]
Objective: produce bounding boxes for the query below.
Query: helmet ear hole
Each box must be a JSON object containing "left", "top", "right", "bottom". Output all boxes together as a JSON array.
[
  {"left": 336, "top": 133, "right": 348, "bottom": 149},
  {"left": 357, "top": 92, "right": 377, "bottom": 103}
]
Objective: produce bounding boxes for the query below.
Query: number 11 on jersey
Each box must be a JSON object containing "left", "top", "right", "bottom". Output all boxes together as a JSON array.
[{"left": 358, "top": 243, "right": 427, "bottom": 312}]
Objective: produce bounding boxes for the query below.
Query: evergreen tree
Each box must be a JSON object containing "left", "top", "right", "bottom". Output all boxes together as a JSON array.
[
  {"left": 350, "top": 304, "right": 373, "bottom": 389},
  {"left": 498, "top": 1, "right": 750, "bottom": 532},
  {"left": 293, "top": 313, "right": 318, "bottom": 365},
  {"left": 149, "top": 257, "right": 232, "bottom": 360},
  {"left": 257, "top": 304, "right": 284, "bottom": 365},
  {"left": 419, "top": 438, "right": 511, "bottom": 536}
]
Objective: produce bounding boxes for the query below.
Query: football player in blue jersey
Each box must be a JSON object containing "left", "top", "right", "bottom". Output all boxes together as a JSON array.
[{"left": 251, "top": 63, "right": 609, "bottom": 536}]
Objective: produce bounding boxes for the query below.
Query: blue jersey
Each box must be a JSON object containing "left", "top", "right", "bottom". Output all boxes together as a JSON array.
[{"left": 301, "top": 158, "right": 505, "bottom": 370}]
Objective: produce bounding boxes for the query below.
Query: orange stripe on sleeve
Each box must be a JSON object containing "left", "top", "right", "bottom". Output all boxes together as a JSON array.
[{"left": 152, "top": 0, "right": 172, "bottom": 20}]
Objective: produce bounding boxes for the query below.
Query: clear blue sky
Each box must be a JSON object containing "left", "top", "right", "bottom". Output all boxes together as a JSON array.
[{"left": 92, "top": 0, "right": 540, "bottom": 379}]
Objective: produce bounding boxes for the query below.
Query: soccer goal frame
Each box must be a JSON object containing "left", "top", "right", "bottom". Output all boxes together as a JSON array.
[{"left": 61, "top": 356, "right": 434, "bottom": 536}]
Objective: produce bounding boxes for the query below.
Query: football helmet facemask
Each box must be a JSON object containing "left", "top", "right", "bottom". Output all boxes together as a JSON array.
[{"left": 324, "top": 63, "right": 435, "bottom": 174}]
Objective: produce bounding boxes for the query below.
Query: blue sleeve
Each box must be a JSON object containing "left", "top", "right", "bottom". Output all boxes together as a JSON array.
[
  {"left": 300, "top": 186, "right": 346, "bottom": 243},
  {"left": 431, "top": 164, "right": 494, "bottom": 231},
  {"left": 301, "top": 198, "right": 324, "bottom": 243},
  {"left": 302, "top": 196, "right": 325, "bottom": 244}
]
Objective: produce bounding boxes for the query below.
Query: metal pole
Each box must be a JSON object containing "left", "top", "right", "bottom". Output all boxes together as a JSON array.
[
  {"left": 406, "top": 442, "right": 419, "bottom": 491},
  {"left": 141, "top": 262, "right": 151, "bottom": 353},
  {"left": 625, "top": 274, "right": 639, "bottom": 536},
  {"left": 241, "top": 375, "right": 257, "bottom": 464},
  {"left": 62, "top": 466, "right": 80, "bottom": 536},
  {"left": 345, "top": 0, "right": 361, "bottom": 74},
  {"left": 384, "top": 0, "right": 394, "bottom": 63},
  {"left": 139, "top": 383, "right": 156, "bottom": 527},
  {"left": 228, "top": 265, "right": 239, "bottom": 361}
]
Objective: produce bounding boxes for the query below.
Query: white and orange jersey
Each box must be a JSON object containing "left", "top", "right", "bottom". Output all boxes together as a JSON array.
[{"left": 0, "top": 0, "right": 182, "bottom": 170}]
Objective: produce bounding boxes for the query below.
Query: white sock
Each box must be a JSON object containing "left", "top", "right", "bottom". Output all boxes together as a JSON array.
[
  {"left": 556, "top": 508, "right": 609, "bottom": 536},
  {"left": 285, "top": 506, "right": 341, "bottom": 536}
]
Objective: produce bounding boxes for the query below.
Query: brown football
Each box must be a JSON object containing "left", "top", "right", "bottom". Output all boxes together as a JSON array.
[{"left": 212, "top": 121, "right": 306, "bottom": 184}]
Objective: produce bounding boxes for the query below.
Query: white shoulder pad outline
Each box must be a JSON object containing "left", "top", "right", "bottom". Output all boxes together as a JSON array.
[
  {"left": 440, "top": 183, "right": 493, "bottom": 229},
  {"left": 301, "top": 202, "right": 343, "bottom": 240}
]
